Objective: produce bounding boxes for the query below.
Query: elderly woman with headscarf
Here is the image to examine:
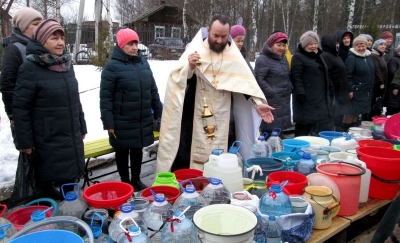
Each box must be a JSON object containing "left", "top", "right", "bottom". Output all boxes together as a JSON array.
[
  {"left": 255, "top": 32, "right": 292, "bottom": 136},
  {"left": 291, "top": 31, "right": 332, "bottom": 136},
  {"left": 13, "top": 19, "right": 87, "bottom": 199},
  {"left": 344, "top": 36, "right": 375, "bottom": 125}
]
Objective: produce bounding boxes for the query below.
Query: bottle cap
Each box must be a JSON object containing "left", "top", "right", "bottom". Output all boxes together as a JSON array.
[
  {"left": 0, "top": 223, "right": 11, "bottom": 240},
  {"left": 64, "top": 191, "right": 78, "bottom": 201},
  {"left": 129, "top": 225, "right": 141, "bottom": 236},
  {"left": 185, "top": 184, "right": 196, "bottom": 193},
  {"left": 209, "top": 178, "right": 222, "bottom": 185},
  {"left": 173, "top": 211, "right": 185, "bottom": 220},
  {"left": 258, "top": 136, "right": 265, "bottom": 141},
  {"left": 31, "top": 210, "right": 46, "bottom": 222},
  {"left": 154, "top": 193, "right": 166, "bottom": 202},
  {"left": 269, "top": 215, "right": 276, "bottom": 221},
  {"left": 270, "top": 184, "right": 282, "bottom": 193},
  {"left": 119, "top": 203, "right": 135, "bottom": 213}
]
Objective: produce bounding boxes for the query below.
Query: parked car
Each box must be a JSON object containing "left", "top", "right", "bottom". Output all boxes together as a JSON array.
[
  {"left": 148, "top": 37, "right": 185, "bottom": 59},
  {"left": 138, "top": 42, "right": 149, "bottom": 57}
]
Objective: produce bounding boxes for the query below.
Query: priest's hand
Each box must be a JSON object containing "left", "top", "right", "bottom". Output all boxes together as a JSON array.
[
  {"left": 188, "top": 52, "right": 201, "bottom": 70},
  {"left": 256, "top": 104, "right": 275, "bottom": 123}
]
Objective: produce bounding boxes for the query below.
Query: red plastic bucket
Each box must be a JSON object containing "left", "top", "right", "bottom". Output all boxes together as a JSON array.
[
  {"left": 356, "top": 147, "right": 400, "bottom": 199},
  {"left": 358, "top": 140, "right": 393, "bottom": 149},
  {"left": 173, "top": 169, "right": 203, "bottom": 182},
  {"left": 7, "top": 206, "right": 54, "bottom": 231},
  {"left": 317, "top": 162, "right": 365, "bottom": 216},
  {"left": 140, "top": 185, "right": 181, "bottom": 203},
  {"left": 266, "top": 171, "right": 307, "bottom": 195},
  {"left": 83, "top": 181, "right": 134, "bottom": 209}
]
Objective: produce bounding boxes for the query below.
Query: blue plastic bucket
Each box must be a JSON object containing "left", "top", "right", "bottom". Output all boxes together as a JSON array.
[
  {"left": 319, "top": 131, "right": 344, "bottom": 144},
  {"left": 9, "top": 229, "right": 83, "bottom": 243},
  {"left": 271, "top": 152, "right": 302, "bottom": 170},
  {"left": 282, "top": 139, "right": 310, "bottom": 153},
  {"left": 244, "top": 158, "right": 283, "bottom": 181}
]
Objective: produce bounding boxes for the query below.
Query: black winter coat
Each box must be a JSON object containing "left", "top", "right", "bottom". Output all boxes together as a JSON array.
[
  {"left": 371, "top": 49, "right": 388, "bottom": 97},
  {"left": 0, "top": 28, "right": 29, "bottom": 120},
  {"left": 291, "top": 44, "right": 331, "bottom": 124},
  {"left": 321, "top": 34, "right": 352, "bottom": 115},
  {"left": 386, "top": 53, "right": 400, "bottom": 108},
  {"left": 100, "top": 46, "right": 163, "bottom": 149},
  {"left": 336, "top": 30, "right": 354, "bottom": 63},
  {"left": 255, "top": 43, "right": 292, "bottom": 131},
  {"left": 345, "top": 49, "right": 375, "bottom": 114},
  {"left": 13, "top": 39, "right": 87, "bottom": 182}
]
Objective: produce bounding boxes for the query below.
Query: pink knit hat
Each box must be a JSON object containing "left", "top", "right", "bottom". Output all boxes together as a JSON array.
[
  {"left": 34, "top": 19, "right": 64, "bottom": 45},
  {"left": 116, "top": 28, "right": 139, "bottom": 48},
  {"left": 12, "top": 7, "right": 43, "bottom": 33},
  {"left": 380, "top": 31, "right": 393, "bottom": 40},
  {"left": 230, "top": 25, "right": 246, "bottom": 39}
]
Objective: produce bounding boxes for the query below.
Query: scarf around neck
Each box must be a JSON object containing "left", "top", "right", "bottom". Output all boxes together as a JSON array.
[{"left": 27, "top": 53, "right": 72, "bottom": 72}]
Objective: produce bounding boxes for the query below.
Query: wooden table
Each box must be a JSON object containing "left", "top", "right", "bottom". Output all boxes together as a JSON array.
[
  {"left": 342, "top": 197, "right": 392, "bottom": 222},
  {"left": 307, "top": 217, "right": 350, "bottom": 243}
]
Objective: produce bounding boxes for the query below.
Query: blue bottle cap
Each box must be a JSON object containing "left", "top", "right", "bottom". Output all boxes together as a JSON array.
[
  {"left": 154, "top": 193, "right": 166, "bottom": 202},
  {"left": 185, "top": 184, "right": 196, "bottom": 193},
  {"left": 301, "top": 152, "right": 311, "bottom": 160},
  {"left": 64, "top": 191, "right": 78, "bottom": 201},
  {"left": 269, "top": 215, "right": 276, "bottom": 221},
  {"left": 31, "top": 210, "right": 46, "bottom": 222},
  {"left": 258, "top": 136, "right": 265, "bottom": 141},
  {"left": 210, "top": 178, "right": 222, "bottom": 185},
  {"left": 270, "top": 184, "right": 282, "bottom": 193},
  {"left": 0, "top": 224, "right": 11, "bottom": 240},
  {"left": 129, "top": 225, "right": 141, "bottom": 235},
  {"left": 119, "top": 203, "right": 135, "bottom": 213}
]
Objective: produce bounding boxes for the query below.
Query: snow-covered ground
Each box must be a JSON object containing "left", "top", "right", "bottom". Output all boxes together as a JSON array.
[{"left": 0, "top": 60, "right": 174, "bottom": 191}]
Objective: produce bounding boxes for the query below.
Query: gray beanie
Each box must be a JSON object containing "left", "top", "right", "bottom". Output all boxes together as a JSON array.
[
  {"left": 300, "top": 31, "right": 320, "bottom": 48},
  {"left": 12, "top": 7, "right": 43, "bottom": 33},
  {"left": 360, "top": 34, "right": 373, "bottom": 42},
  {"left": 372, "top": 39, "right": 386, "bottom": 50}
]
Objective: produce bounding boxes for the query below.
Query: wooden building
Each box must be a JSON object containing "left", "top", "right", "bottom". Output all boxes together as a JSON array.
[{"left": 125, "top": 1, "right": 199, "bottom": 46}]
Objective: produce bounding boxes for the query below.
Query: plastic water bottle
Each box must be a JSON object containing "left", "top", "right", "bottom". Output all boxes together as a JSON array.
[
  {"left": 160, "top": 210, "right": 198, "bottom": 243},
  {"left": 57, "top": 183, "right": 88, "bottom": 233},
  {"left": 109, "top": 203, "right": 148, "bottom": 242},
  {"left": 24, "top": 207, "right": 57, "bottom": 232},
  {"left": 84, "top": 212, "right": 113, "bottom": 243},
  {"left": 117, "top": 218, "right": 153, "bottom": 243},
  {"left": 200, "top": 178, "right": 231, "bottom": 204},
  {"left": 0, "top": 223, "right": 15, "bottom": 242},
  {"left": 142, "top": 193, "right": 173, "bottom": 242},
  {"left": 293, "top": 150, "right": 316, "bottom": 176},
  {"left": 253, "top": 214, "right": 266, "bottom": 243},
  {"left": 228, "top": 141, "right": 247, "bottom": 177},
  {"left": 265, "top": 216, "right": 282, "bottom": 243},
  {"left": 173, "top": 183, "right": 207, "bottom": 220},
  {"left": 251, "top": 133, "right": 271, "bottom": 158},
  {"left": 0, "top": 204, "right": 17, "bottom": 239},
  {"left": 82, "top": 208, "right": 110, "bottom": 235},
  {"left": 267, "top": 128, "right": 283, "bottom": 154},
  {"left": 259, "top": 183, "right": 292, "bottom": 216}
]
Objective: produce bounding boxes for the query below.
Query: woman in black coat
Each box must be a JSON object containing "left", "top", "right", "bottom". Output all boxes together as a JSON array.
[
  {"left": 344, "top": 36, "right": 375, "bottom": 125},
  {"left": 255, "top": 32, "right": 292, "bottom": 135},
  {"left": 291, "top": 31, "right": 332, "bottom": 136},
  {"left": 321, "top": 34, "right": 352, "bottom": 132},
  {"left": 370, "top": 39, "right": 388, "bottom": 118},
  {"left": 100, "top": 28, "right": 163, "bottom": 191},
  {"left": 13, "top": 19, "right": 87, "bottom": 199}
]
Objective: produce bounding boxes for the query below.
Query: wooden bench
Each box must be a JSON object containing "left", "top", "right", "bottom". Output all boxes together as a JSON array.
[{"left": 82, "top": 131, "right": 160, "bottom": 188}]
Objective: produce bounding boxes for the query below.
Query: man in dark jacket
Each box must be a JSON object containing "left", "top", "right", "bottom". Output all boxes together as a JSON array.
[{"left": 0, "top": 7, "right": 43, "bottom": 148}]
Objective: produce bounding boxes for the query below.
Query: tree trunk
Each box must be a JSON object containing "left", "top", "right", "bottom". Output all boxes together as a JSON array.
[
  {"left": 360, "top": 0, "right": 366, "bottom": 28},
  {"left": 182, "top": 0, "right": 188, "bottom": 37},
  {"left": 347, "top": 0, "right": 356, "bottom": 31},
  {"left": 56, "top": 0, "right": 61, "bottom": 23},
  {"left": 272, "top": 0, "right": 276, "bottom": 31},
  {"left": 74, "top": 0, "right": 85, "bottom": 64},
  {"left": 313, "top": 0, "right": 319, "bottom": 33},
  {"left": 95, "top": 0, "right": 102, "bottom": 53},
  {"left": 43, "top": 0, "right": 48, "bottom": 19},
  {"left": 249, "top": 0, "right": 257, "bottom": 53},
  {"left": 210, "top": 0, "right": 214, "bottom": 23},
  {"left": 106, "top": 0, "right": 112, "bottom": 43}
]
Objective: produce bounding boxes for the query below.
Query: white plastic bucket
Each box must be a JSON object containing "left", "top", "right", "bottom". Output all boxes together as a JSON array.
[{"left": 193, "top": 204, "right": 257, "bottom": 243}]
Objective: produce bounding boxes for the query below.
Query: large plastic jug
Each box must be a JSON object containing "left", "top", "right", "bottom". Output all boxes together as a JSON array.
[
  {"left": 152, "top": 172, "right": 180, "bottom": 189},
  {"left": 82, "top": 208, "right": 110, "bottom": 235},
  {"left": 0, "top": 204, "right": 16, "bottom": 238},
  {"left": 202, "top": 148, "right": 224, "bottom": 178},
  {"left": 0, "top": 223, "right": 15, "bottom": 242},
  {"left": 108, "top": 203, "right": 148, "bottom": 242},
  {"left": 24, "top": 207, "right": 57, "bottom": 232},
  {"left": 142, "top": 193, "right": 173, "bottom": 242},
  {"left": 331, "top": 133, "right": 357, "bottom": 151},
  {"left": 293, "top": 150, "right": 316, "bottom": 176},
  {"left": 57, "top": 183, "right": 88, "bottom": 233},
  {"left": 160, "top": 210, "right": 198, "bottom": 243},
  {"left": 116, "top": 218, "right": 153, "bottom": 243},
  {"left": 251, "top": 133, "right": 270, "bottom": 158},
  {"left": 267, "top": 128, "right": 283, "bottom": 154},
  {"left": 265, "top": 215, "right": 282, "bottom": 243},
  {"left": 84, "top": 212, "right": 113, "bottom": 243},
  {"left": 228, "top": 141, "right": 246, "bottom": 177},
  {"left": 259, "top": 183, "right": 292, "bottom": 216},
  {"left": 173, "top": 183, "right": 207, "bottom": 220},
  {"left": 200, "top": 178, "right": 231, "bottom": 204},
  {"left": 203, "top": 153, "right": 243, "bottom": 194}
]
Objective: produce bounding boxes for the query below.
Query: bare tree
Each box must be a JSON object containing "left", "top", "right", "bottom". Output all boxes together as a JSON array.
[
  {"left": 312, "top": 0, "right": 319, "bottom": 32},
  {"left": 347, "top": 0, "right": 356, "bottom": 31}
]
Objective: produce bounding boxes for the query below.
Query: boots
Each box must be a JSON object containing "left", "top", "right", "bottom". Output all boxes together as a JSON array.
[{"left": 131, "top": 173, "right": 147, "bottom": 191}]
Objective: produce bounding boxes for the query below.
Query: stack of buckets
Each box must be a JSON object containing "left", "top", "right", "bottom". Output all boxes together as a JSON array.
[{"left": 357, "top": 147, "right": 400, "bottom": 199}]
